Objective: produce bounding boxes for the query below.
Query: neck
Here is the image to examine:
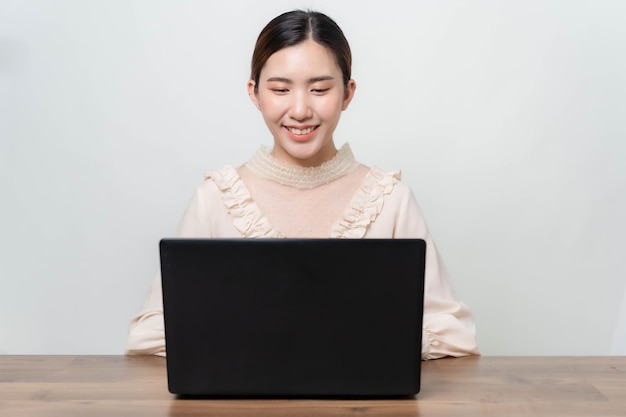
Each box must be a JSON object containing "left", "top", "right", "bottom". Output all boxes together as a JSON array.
[{"left": 245, "top": 143, "right": 359, "bottom": 189}]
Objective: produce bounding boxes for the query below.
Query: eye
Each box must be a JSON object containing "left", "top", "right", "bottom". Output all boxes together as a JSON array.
[
  {"left": 271, "top": 88, "right": 289, "bottom": 94},
  {"left": 311, "top": 88, "right": 330, "bottom": 94}
]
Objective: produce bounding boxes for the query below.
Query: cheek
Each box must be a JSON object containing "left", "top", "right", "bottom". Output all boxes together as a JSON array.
[
  {"left": 258, "top": 96, "right": 285, "bottom": 118},
  {"left": 315, "top": 96, "right": 344, "bottom": 119}
]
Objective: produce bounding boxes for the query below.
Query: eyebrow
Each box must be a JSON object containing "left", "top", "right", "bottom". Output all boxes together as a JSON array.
[{"left": 265, "top": 76, "right": 336, "bottom": 83}]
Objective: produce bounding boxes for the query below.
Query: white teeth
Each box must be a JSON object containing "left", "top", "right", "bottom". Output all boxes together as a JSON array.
[{"left": 288, "top": 126, "right": 314, "bottom": 135}]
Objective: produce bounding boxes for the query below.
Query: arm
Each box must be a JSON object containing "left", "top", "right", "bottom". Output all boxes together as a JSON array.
[
  {"left": 125, "top": 182, "right": 230, "bottom": 356},
  {"left": 392, "top": 185, "right": 480, "bottom": 360},
  {"left": 125, "top": 274, "right": 166, "bottom": 356}
]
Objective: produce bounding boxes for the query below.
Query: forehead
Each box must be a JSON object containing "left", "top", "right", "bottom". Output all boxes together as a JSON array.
[{"left": 261, "top": 40, "right": 341, "bottom": 79}]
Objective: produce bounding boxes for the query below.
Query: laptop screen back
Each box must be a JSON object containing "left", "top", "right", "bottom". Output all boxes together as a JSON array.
[{"left": 160, "top": 238, "right": 426, "bottom": 397}]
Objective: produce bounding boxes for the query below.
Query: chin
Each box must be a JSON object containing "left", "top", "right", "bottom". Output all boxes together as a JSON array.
[{"left": 278, "top": 143, "right": 327, "bottom": 166}]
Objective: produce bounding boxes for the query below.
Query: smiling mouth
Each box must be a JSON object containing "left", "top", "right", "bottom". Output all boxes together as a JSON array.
[{"left": 285, "top": 126, "right": 317, "bottom": 135}]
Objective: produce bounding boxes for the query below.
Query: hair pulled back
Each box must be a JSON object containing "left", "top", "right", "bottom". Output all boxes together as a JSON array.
[{"left": 250, "top": 10, "right": 352, "bottom": 92}]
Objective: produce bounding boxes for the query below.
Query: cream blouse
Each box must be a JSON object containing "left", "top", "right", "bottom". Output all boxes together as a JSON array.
[{"left": 126, "top": 144, "right": 480, "bottom": 360}]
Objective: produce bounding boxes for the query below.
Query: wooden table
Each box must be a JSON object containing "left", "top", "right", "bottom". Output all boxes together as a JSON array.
[{"left": 0, "top": 355, "right": 624, "bottom": 416}]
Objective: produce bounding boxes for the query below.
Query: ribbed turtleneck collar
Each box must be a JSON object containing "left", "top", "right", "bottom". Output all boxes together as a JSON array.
[{"left": 244, "top": 143, "right": 359, "bottom": 189}]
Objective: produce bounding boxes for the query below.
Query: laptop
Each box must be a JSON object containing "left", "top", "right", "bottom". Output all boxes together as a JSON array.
[{"left": 160, "top": 238, "right": 426, "bottom": 397}]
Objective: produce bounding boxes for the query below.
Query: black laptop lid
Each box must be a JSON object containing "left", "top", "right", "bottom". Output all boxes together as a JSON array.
[{"left": 160, "top": 238, "right": 426, "bottom": 397}]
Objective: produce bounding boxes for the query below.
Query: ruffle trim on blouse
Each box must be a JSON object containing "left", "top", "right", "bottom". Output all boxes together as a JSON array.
[
  {"left": 204, "top": 165, "right": 283, "bottom": 238},
  {"left": 205, "top": 165, "right": 400, "bottom": 239},
  {"left": 330, "top": 167, "right": 401, "bottom": 238}
]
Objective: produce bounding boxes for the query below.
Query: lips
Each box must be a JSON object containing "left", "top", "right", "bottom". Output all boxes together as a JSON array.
[
  {"left": 283, "top": 125, "right": 319, "bottom": 142},
  {"left": 286, "top": 126, "right": 317, "bottom": 135}
]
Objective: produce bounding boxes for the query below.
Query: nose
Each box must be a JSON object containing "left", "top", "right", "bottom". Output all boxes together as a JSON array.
[{"left": 288, "top": 90, "right": 312, "bottom": 121}]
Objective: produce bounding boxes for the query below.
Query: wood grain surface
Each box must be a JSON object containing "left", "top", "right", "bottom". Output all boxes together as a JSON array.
[{"left": 1, "top": 355, "right": 624, "bottom": 416}]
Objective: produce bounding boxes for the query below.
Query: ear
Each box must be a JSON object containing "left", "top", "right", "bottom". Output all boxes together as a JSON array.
[
  {"left": 247, "top": 80, "right": 261, "bottom": 110},
  {"left": 342, "top": 79, "right": 357, "bottom": 111}
]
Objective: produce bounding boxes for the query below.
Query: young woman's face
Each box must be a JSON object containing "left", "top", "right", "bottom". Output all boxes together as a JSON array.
[{"left": 248, "top": 39, "right": 356, "bottom": 167}]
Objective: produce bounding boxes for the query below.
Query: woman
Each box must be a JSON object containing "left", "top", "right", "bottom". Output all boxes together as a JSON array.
[{"left": 126, "top": 9, "right": 480, "bottom": 360}]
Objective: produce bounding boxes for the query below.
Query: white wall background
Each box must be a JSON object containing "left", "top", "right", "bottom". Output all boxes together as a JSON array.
[{"left": 1, "top": 0, "right": 624, "bottom": 355}]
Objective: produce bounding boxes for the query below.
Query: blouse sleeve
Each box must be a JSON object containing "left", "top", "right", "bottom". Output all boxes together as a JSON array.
[
  {"left": 125, "top": 184, "right": 220, "bottom": 356},
  {"left": 392, "top": 184, "right": 480, "bottom": 360},
  {"left": 125, "top": 273, "right": 166, "bottom": 356}
]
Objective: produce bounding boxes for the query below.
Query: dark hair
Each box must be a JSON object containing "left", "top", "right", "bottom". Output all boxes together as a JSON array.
[{"left": 250, "top": 10, "right": 352, "bottom": 92}]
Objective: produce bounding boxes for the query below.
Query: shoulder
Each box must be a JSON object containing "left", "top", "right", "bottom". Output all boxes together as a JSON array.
[
  {"left": 181, "top": 164, "right": 242, "bottom": 209},
  {"left": 196, "top": 164, "right": 251, "bottom": 208},
  {"left": 367, "top": 165, "right": 421, "bottom": 216},
  {"left": 331, "top": 165, "right": 410, "bottom": 238},
  {"left": 367, "top": 165, "right": 400, "bottom": 184},
  {"left": 367, "top": 165, "right": 414, "bottom": 197},
  {"left": 203, "top": 164, "right": 239, "bottom": 188},
  {"left": 200, "top": 164, "right": 280, "bottom": 238}
]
